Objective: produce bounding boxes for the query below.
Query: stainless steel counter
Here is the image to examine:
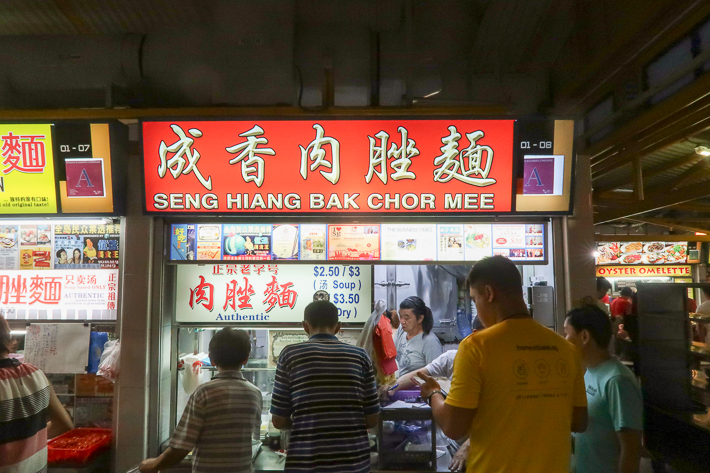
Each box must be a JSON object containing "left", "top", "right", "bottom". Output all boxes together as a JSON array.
[{"left": 167, "top": 447, "right": 454, "bottom": 472}]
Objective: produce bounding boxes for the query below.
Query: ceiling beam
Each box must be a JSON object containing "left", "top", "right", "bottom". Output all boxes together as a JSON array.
[
  {"left": 644, "top": 158, "right": 710, "bottom": 196},
  {"left": 592, "top": 151, "right": 701, "bottom": 192},
  {"left": 594, "top": 184, "right": 710, "bottom": 224},
  {"left": 591, "top": 105, "right": 710, "bottom": 179},
  {"left": 595, "top": 234, "right": 710, "bottom": 242},
  {"left": 584, "top": 71, "right": 710, "bottom": 161},
  {"left": 623, "top": 217, "right": 710, "bottom": 234},
  {"left": 670, "top": 203, "right": 710, "bottom": 212}
]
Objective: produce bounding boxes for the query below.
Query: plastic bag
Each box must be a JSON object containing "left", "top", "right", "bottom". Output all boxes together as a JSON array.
[{"left": 97, "top": 340, "right": 120, "bottom": 383}]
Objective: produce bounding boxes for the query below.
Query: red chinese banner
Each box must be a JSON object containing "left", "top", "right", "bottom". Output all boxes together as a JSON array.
[{"left": 142, "top": 119, "right": 515, "bottom": 214}]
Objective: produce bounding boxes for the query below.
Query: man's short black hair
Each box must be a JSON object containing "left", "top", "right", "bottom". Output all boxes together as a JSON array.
[
  {"left": 619, "top": 287, "right": 634, "bottom": 297},
  {"left": 566, "top": 305, "right": 612, "bottom": 349},
  {"left": 56, "top": 249, "right": 66, "bottom": 259},
  {"left": 209, "top": 328, "right": 251, "bottom": 369},
  {"left": 466, "top": 256, "right": 523, "bottom": 296},
  {"left": 597, "top": 277, "right": 612, "bottom": 293},
  {"left": 703, "top": 286, "right": 710, "bottom": 298},
  {"left": 304, "top": 300, "right": 339, "bottom": 329}
]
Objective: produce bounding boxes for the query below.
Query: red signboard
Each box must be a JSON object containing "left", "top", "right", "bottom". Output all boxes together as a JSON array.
[{"left": 142, "top": 120, "right": 515, "bottom": 214}]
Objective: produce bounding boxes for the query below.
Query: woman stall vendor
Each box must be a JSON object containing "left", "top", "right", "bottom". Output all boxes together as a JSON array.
[{"left": 394, "top": 296, "right": 443, "bottom": 376}]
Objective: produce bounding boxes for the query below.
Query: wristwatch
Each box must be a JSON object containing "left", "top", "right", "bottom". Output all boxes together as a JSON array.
[{"left": 427, "top": 390, "right": 445, "bottom": 406}]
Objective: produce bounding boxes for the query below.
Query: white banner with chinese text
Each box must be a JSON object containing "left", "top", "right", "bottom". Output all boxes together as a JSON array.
[
  {"left": 0, "top": 269, "right": 119, "bottom": 320},
  {"left": 175, "top": 264, "right": 371, "bottom": 323}
]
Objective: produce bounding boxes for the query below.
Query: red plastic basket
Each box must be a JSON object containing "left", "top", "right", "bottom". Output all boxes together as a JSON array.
[{"left": 47, "top": 428, "right": 112, "bottom": 466}]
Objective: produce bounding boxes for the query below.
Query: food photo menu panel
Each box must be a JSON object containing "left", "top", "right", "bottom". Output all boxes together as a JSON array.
[
  {"left": 595, "top": 241, "right": 688, "bottom": 265},
  {"left": 169, "top": 222, "right": 547, "bottom": 263}
]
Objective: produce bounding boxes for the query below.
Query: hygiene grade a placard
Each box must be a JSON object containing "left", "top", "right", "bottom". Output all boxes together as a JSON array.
[{"left": 175, "top": 263, "right": 371, "bottom": 323}]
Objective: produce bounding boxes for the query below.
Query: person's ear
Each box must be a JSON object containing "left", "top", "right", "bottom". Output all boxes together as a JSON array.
[
  {"left": 302, "top": 321, "right": 310, "bottom": 335},
  {"left": 208, "top": 353, "right": 216, "bottom": 368},
  {"left": 580, "top": 330, "right": 591, "bottom": 346},
  {"left": 484, "top": 285, "right": 496, "bottom": 303},
  {"left": 334, "top": 321, "right": 342, "bottom": 333}
]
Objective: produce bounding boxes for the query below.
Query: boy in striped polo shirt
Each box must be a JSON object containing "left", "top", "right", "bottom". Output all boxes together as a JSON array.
[
  {"left": 271, "top": 301, "right": 380, "bottom": 473},
  {"left": 140, "top": 328, "right": 262, "bottom": 473}
]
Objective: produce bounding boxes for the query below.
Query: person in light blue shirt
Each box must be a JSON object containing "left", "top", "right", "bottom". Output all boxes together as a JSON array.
[{"left": 564, "top": 305, "right": 643, "bottom": 473}]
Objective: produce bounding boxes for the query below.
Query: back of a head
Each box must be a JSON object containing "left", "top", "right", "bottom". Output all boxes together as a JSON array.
[
  {"left": 597, "top": 277, "right": 612, "bottom": 293},
  {"left": 703, "top": 286, "right": 710, "bottom": 299},
  {"left": 0, "top": 315, "right": 10, "bottom": 355},
  {"left": 304, "top": 300, "right": 339, "bottom": 329},
  {"left": 619, "top": 287, "right": 634, "bottom": 298},
  {"left": 209, "top": 328, "right": 251, "bottom": 369},
  {"left": 467, "top": 255, "right": 523, "bottom": 297},
  {"left": 566, "top": 305, "right": 612, "bottom": 349}
]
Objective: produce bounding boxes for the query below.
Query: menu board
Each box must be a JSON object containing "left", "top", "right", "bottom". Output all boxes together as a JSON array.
[
  {"left": 464, "top": 224, "right": 493, "bottom": 261},
  {"left": 175, "top": 263, "right": 371, "bottom": 323},
  {"left": 20, "top": 224, "right": 52, "bottom": 270},
  {"left": 381, "top": 224, "right": 436, "bottom": 261},
  {"left": 300, "top": 224, "right": 327, "bottom": 260},
  {"left": 53, "top": 224, "right": 121, "bottom": 269},
  {"left": 437, "top": 225, "right": 464, "bottom": 261},
  {"left": 0, "top": 224, "right": 19, "bottom": 269},
  {"left": 327, "top": 225, "right": 380, "bottom": 260},
  {"left": 221, "top": 224, "right": 271, "bottom": 260},
  {"left": 170, "top": 224, "right": 197, "bottom": 261},
  {"left": 169, "top": 222, "right": 548, "bottom": 264},
  {"left": 596, "top": 241, "right": 689, "bottom": 265},
  {"left": 272, "top": 224, "right": 299, "bottom": 260}
]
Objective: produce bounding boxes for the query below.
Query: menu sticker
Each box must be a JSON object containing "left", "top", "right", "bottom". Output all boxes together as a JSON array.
[
  {"left": 300, "top": 224, "right": 327, "bottom": 261},
  {"left": 196, "top": 224, "right": 222, "bottom": 260},
  {"left": 381, "top": 224, "right": 436, "bottom": 261},
  {"left": 53, "top": 224, "right": 120, "bottom": 269},
  {"left": 19, "top": 224, "right": 52, "bottom": 270},
  {"left": 327, "top": 225, "right": 380, "bottom": 260},
  {"left": 272, "top": 224, "right": 299, "bottom": 260},
  {"left": 0, "top": 224, "right": 19, "bottom": 269},
  {"left": 491, "top": 224, "right": 526, "bottom": 261},
  {"left": 523, "top": 155, "right": 564, "bottom": 195},
  {"left": 436, "top": 225, "right": 464, "bottom": 261},
  {"left": 222, "top": 224, "right": 272, "bottom": 260},
  {"left": 464, "top": 224, "right": 493, "bottom": 261},
  {"left": 170, "top": 224, "right": 197, "bottom": 261}
]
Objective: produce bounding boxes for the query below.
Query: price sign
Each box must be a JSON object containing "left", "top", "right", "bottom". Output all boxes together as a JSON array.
[{"left": 175, "top": 263, "right": 371, "bottom": 323}]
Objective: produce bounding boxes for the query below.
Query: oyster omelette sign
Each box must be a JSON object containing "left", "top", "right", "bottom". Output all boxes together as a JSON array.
[{"left": 142, "top": 119, "right": 515, "bottom": 214}]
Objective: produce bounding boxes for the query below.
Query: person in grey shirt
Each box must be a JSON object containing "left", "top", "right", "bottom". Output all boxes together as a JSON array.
[{"left": 394, "top": 296, "right": 443, "bottom": 376}]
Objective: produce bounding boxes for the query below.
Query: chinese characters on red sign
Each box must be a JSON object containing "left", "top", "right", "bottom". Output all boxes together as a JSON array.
[{"left": 143, "top": 120, "right": 515, "bottom": 213}]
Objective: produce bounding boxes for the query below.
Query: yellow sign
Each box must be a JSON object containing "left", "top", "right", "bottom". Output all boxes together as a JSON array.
[
  {"left": 596, "top": 265, "right": 691, "bottom": 277},
  {"left": 0, "top": 124, "right": 57, "bottom": 214}
]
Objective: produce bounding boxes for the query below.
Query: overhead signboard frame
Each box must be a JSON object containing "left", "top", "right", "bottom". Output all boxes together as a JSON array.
[
  {"left": 0, "top": 121, "right": 128, "bottom": 217},
  {"left": 141, "top": 117, "right": 575, "bottom": 217}
]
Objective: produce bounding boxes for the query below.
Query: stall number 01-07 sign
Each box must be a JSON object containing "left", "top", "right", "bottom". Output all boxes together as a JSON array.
[
  {"left": 175, "top": 264, "right": 371, "bottom": 323},
  {"left": 142, "top": 120, "right": 515, "bottom": 214}
]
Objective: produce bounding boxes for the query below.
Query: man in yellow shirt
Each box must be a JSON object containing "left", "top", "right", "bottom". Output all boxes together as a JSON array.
[{"left": 419, "top": 256, "right": 588, "bottom": 473}]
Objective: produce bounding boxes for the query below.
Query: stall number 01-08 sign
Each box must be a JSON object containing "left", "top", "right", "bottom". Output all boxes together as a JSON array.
[
  {"left": 175, "top": 264, "right": 371, "bottom": 323},
  {"left": 142, "top": 120, "right": 515, "bottom": 214}
]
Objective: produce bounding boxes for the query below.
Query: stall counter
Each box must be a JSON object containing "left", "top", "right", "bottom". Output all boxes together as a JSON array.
[{"left": 164, "top": 447, "right": 454, "bottom": 472}]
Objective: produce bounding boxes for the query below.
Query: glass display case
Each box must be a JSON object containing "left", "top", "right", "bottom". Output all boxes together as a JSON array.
[
  {"left": 174, "top": 326, "right": 363, "bottom": 440},
  {"left": 176, "top": 328, "right": 275, "bottom": 437}
]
